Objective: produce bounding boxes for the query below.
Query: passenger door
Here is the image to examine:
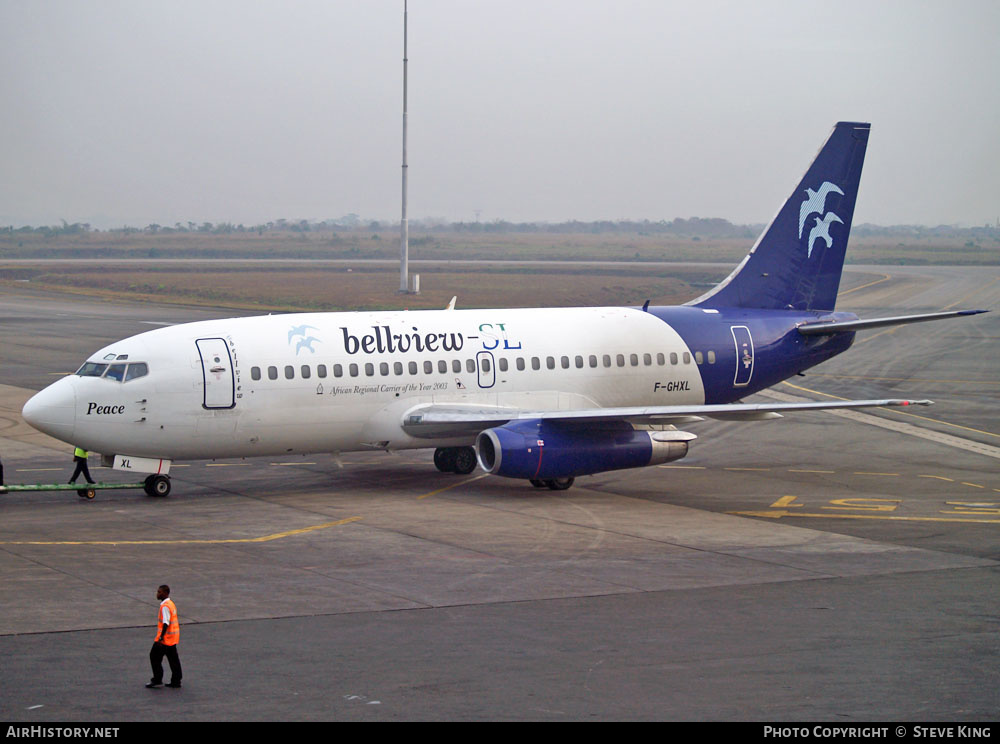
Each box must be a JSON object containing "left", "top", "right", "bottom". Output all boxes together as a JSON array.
[{"left": 195, "top": 338, "right": 236, "bottom": 409}]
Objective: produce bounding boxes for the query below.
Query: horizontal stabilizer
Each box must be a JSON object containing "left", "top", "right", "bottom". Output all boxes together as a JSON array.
[{"left": 798, "top": 309, "right": 988, "bottom": 336}]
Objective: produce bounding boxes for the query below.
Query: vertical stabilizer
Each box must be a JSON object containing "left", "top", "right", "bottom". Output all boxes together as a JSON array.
[{"left": 691, "top": 122, "right": 870, "bottom": 311}]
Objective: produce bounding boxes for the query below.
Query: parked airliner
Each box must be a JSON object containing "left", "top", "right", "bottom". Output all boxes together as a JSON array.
[{"left": 22, "top": 122, "right": 986, "bottom": 496}]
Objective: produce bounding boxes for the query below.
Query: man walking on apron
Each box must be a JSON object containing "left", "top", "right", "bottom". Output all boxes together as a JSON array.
[{"left": 146, "top": 584, "right": 182, "bottom": 688}]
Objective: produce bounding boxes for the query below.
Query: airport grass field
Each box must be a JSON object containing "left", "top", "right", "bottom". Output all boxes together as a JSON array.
[{"left": 1, "top": 228, "right": 997, "bottom": 311}]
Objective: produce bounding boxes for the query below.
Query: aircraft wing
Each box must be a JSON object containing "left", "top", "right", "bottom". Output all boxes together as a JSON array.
[{"left": 401, "top": 398, "right": 931, "bottom": 439}]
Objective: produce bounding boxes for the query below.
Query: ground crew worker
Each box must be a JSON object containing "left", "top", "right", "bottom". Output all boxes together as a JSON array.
[
  {"left": 147, "top": 584, "right": 182, "bottom": 689},
  {"left": 68, "top": 446, "right": 95, "bottom": 485}
]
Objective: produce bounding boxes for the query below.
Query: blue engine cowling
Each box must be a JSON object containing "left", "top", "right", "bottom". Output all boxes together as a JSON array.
[{"left": 475, "top": 419, "right": 694, "bottom": 480}]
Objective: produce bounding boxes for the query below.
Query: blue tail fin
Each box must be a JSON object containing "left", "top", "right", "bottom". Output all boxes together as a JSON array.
[{"left": 691, "top": 122, "right": 870, "bottom": 312}]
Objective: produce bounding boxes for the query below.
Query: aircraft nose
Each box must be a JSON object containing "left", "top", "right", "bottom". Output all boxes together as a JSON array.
[{"left": 22, "top": 376, "right": 77, "bottom": 443}]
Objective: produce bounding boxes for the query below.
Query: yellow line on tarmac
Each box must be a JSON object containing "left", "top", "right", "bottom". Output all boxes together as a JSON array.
[
  {"left": 0, "top": 516, "right": 363, "bottom": 546},
  {"left": 808, "top": 373, "right": 1000, "bottom": 386},
  {"left": 730, "top": 510, "right": 1000, "bottom": 525},
  {"left": 838, "top": 274, "right": 891, "bottom": 296},
  {"left": 417, "top": 474, "right": 489, "bottom": 500},
  {"left": 942, "top": 275, "right": 1000, "bottom": 311},
  {"left": 780, "top": 380, "right": 1000, "bottom": 440}
]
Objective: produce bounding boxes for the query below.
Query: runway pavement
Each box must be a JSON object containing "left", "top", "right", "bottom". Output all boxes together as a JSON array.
[{"left": 0, "top": 266, "right": 997, "bottom": 721}]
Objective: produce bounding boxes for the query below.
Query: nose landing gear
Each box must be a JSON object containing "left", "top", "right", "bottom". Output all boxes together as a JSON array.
[{"left": 143, "top": 474, "right": 172, "bottom": 497}]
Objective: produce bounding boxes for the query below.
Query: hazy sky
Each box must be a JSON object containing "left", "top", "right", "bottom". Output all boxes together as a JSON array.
[{"left": 2, "top": 0, "right": 998, "bottom": 228}]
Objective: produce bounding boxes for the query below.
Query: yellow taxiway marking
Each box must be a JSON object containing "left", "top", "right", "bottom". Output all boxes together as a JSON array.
[
  {"left": 15, "top": 468, "right": 63, "bottom": 472},
  {"left": 807, "top": 373, "right": 1000, "bottom": 386},
  {"left": 658, "top": 465, "right": 706, "bottom": 470},
  {"left": 853, "top": 471, "right": 900, "bottom": 477},
  {"left": 769, "top": 496, "right": 801, "bottom": 508},
  {"left": 724, "top": 467, "right": 770, "bottom": 472},
  {"left": 838, "top": 274, "right": 891, "bottom": 296},
  {"left": 731, "top": 510, "right": 1000, "bottom": 525},
  {"left": 919, "top": 474, "right": 954, "bottom": 482},
  {"left": 780, "top": 380, "right": 1000, "bottom": 441},
  {"left": 417, "top": 474, "right": 489, "bottom": 500},
  {"left": 0, "top": 516, "right": 363, "bottom": 546},
  {"left": 787, "top": 469, "right": 835, "bottom": 474},
  {"left": 943, "top": 275, "right": 1000, "bottom": 311},
  {"left": 205, "top": 462, "right": 250, "bottom": 467},
  {"left": 270, "top": 462, "right": 318, "bottom": 466},
  {"left": 823, "top": 498, "right": 901, "bottom": 512}
]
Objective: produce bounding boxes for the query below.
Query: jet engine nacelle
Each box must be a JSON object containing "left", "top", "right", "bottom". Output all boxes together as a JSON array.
[{"left": 475, "top": 419, "right": 695, "bottom": 480}]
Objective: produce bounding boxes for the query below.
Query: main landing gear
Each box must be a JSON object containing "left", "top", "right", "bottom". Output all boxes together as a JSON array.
[
  {"left": 143, "top": 474, "right": 171, "bottom": 497},
  {"left": 529, "top": 477, "right": 575, "bottom": 491},
  {"left": 433, "top": 446, "right": 478, "bottom": 475}
]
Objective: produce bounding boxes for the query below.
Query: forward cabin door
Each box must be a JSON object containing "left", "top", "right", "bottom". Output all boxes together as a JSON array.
[{"left": 196, "top": 338, "right": 236, "bottom": 409}]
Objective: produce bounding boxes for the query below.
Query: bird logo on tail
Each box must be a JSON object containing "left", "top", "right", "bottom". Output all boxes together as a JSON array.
[{"left": 798, "top": 181, "right": 844, "bottom": 258}]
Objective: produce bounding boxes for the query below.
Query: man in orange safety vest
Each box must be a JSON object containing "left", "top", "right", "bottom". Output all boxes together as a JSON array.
[{"left": 146, "top": 584, "right": 182, "bottom": 689}]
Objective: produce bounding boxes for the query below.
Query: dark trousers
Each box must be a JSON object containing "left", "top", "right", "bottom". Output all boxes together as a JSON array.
[
  {"left": 149, "top": 642, "right": 182, "bottom": 684},
  {"left": 69, "top": 458, "right": 94, "bottom": 484}
]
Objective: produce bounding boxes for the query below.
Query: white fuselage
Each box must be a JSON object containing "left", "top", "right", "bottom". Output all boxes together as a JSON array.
[{"left": 29, "top": 307, "right": 706, "bottom": 461}]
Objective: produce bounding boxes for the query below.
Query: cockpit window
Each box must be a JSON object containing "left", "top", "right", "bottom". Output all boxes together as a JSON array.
[
  {"left": 76, "top": 362, "right": 108, "bottom": 377},
  {"left": 75, "top": 361, "right": 149, "bottom": 381}
]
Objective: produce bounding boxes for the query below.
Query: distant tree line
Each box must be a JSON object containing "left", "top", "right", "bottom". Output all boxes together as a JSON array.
[{"left": 2, "top": 215, "right": 998, "bottom": 242}]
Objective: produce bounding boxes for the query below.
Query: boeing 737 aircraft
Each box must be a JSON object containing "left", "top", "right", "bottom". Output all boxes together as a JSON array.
[{"left": 22, "top": 122, "right": 987, "bottom": 496}]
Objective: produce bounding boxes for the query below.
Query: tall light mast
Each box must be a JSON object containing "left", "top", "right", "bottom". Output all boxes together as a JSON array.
[{"left": 399, "top": 0, "right": 411, "bottom": 293}]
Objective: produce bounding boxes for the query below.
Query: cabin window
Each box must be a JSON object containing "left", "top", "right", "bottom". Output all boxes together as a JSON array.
[
  {"left": 317, "top": 364, "right": 327, "bottom": 378},
  {"left": 365, "top": 363, "right": 375, "bottom": 376},
  {"left": 301, "top": 365, "right": 311, "bottom": 379},
  {"left": 349, "top": 363, "right": 359, "bottom": 377},
  {"left": 424, "top": 361, "right": 433, "bottom": 374},
  {"left": 643, "top": 353, "right": 652, "bottom": 366},
  {"left": 284, "top": 366, "right": 294, "bottom": 379},
  {"left": 630, "top": 354, "right": 639, "bottom": 367},
  {"left": 670, "top": 353, "right": 678, "bottom": 365},
  {"left": 616, "top": 354, "right": 625, "bottom": 368},
  {"left": 438, "top": 360, "right": 447, "bottom": 374},
  {"left": 251, "top": 366, "right": 262, "bottom": 381},
  {"left": 466, "top": 359, "right": 475, "bottom": 373},
  {"left": 268, "top": 366, "right": 278, "bottom": 380},
  {"left": 531, "top": 357, "right": 540, "bottom": 370},
  {"left": 125, "top": 363, "right": 149, "bottom": 382},
  {"left": 561, "top": 356, "right": 569, "bottom": 369},
  {"left": 683, "top": 352, "right": 691, "bottom": 364},
  {"left": 546, "top": 356, "right": 555, "bottom": 370},
  {"left": 76, "top": 362, "right": 109, "bottom": 377},
  {"left": 409, "top": 361, "right": 418, "bottom": 375},
  {"left": 656, "top": 353, "right": 665, "bottom": 365},
  {"left": 516, "top": 357, "right": 525, "bottom": 371},
  {"left": 589, "top": 355, "right": 598, "bottom": 368},
  {"left": 695, "top": 352, "right": 704, "bottom": 365},
  {"left": 499, "top": 358, "right": 508, "bottom": 372},
  {"left": 603, "top": 355, "right": 611, "bottom": 368},
  {"left": 707, "top": 350, "right": 716, "bottom": 364},
  {"left": 380, "top": 362, "right": 389, "bottom": 376},
  {"left": 333, "top": 364, "right": 343, "bottom": 378},
  {"left": 453, "top": 360, "right": 462, "bottom": 373},
  {"left": 394, "top": 362, "right": 403, "bottom": 375}
]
